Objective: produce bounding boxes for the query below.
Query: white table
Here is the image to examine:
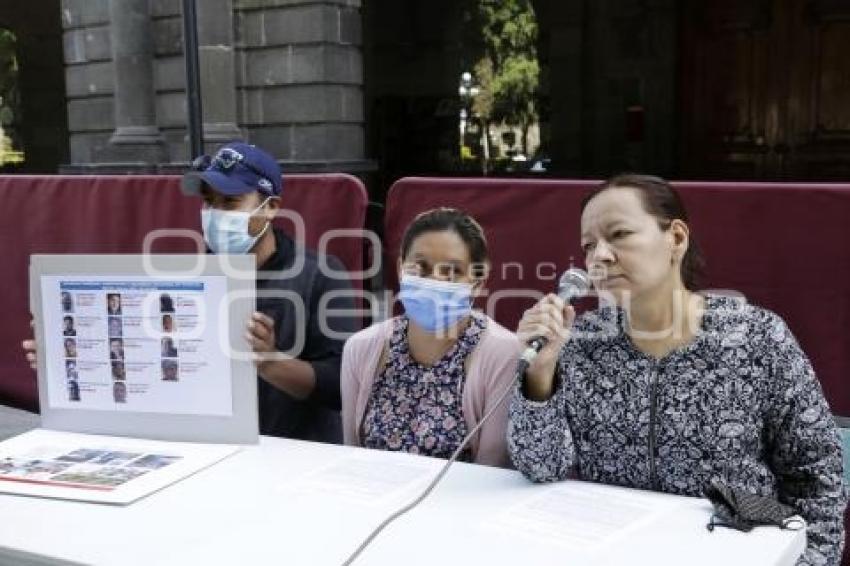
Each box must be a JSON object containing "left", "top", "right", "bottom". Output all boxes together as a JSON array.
[{"left": 0, "top": 436, "right": 805, "bottom": 566}]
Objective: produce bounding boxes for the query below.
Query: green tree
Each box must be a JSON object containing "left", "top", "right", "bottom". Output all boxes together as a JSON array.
[
  {"left": 0, "top": 29, "right": 23, "bottom": 165},
  {"left": 478, "top": 0, "right": 537, "bottom": 64},
  {"left": 471, "top": 57, "right": 495, "bottom": 171},
  {"left": 474, "top": 0, "right": 539, "bottom": 155},
  {"left": 0, "top": 30, "right": 19, "bottom": 126}
]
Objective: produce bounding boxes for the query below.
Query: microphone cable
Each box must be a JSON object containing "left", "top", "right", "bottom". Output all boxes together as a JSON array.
[
  {"left": 342, "top": 268, "right": 587, "bottom": 564},
  {"left": 340, "top": 358, "right": 529, "bottom": 565}
]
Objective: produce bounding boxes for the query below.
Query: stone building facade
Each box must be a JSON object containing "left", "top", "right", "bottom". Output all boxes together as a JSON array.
[
  {"left": 2, "top": 0, "right": 847, "bottom": 192},
  {"left": 56, "top": 0, "right": 679, "bottom": 182},
  {"left": 60, "top": 0, "right": 368, "bottom": 173}
]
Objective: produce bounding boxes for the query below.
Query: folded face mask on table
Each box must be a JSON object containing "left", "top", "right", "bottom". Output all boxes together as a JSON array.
[{"left": 704, "top": 478, "right": 804, "bottom": 533}]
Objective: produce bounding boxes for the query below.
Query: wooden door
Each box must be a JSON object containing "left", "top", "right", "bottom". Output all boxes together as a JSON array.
[
  {"left": 785, "top": 0, "right": 850, "bottom": 180},
  {"left": 679, "top": 0, "right": 850, "bottom": 180}
]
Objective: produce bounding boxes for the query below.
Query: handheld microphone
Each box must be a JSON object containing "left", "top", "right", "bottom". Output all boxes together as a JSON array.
[{"left": 520, "top": 268, "right": 590, "bottom": 366}]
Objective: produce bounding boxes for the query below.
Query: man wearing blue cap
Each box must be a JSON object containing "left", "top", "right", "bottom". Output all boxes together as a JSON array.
[
  {"left": 180, "top": 141, "right": 357, "bottom": 443},
  {"left": 22, "top": 141, "right": 355, "bottom": 442}
]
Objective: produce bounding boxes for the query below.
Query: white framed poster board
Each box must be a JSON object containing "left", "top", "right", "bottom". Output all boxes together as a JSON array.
[{"left": 29, "top": 254, "right": 258, "bottom": 445}]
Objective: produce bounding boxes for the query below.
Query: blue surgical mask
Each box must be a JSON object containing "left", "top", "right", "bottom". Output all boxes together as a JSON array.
[
  {"left": 201, "top": 197, "right": 271, "bottom": 254},
  {"left": 399, "top": 274, "right": 473, "bottom": 333}
]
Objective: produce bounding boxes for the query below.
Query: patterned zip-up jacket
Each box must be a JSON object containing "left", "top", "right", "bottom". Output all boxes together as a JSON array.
[{"left": 508, "top": 295, "right": 847, "bottom": 565}]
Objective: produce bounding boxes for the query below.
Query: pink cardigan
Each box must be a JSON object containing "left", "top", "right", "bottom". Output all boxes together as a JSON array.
[{"left": 341, "top": 315, "right": 523, "bottom": 467}]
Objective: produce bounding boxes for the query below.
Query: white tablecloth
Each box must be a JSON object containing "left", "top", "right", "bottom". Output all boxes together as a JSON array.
[{"left": 0, "top": 436, "right": 805, "bottom": 566}]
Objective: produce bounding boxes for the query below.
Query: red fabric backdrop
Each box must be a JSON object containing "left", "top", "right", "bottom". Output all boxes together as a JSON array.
[
  {"left": 385, "top": 177, "right": 850, "bottom": 418},
  {"left": 0, "top": 174, "right": 368, "bottom": 411}
]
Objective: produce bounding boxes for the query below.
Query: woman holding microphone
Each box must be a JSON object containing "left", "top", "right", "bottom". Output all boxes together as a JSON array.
[{"left": 509, "top": 174, "right": 846, "bottom": 564}]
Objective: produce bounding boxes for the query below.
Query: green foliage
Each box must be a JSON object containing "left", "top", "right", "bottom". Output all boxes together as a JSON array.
[
  {"left": 471, "top": 57, "right": 495, "bottom": 120},
  {"left": 478, "top": 0, "right": 538, "bottom": 65},
  {"left": 0, "top": 29, "right": 20, "bottom": 126},
  {"left": 470, "top": 0, "right": 539, "bottom": 151},
  {"left": 0, "top": 29, "right": 24, "bottom": 165},
  {"left": 491, "top": 54, "right": 538, "bottom": 126}
]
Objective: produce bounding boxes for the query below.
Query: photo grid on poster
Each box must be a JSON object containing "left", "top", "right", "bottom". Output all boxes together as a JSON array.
[{"left": 41, "top": 277, "right": 233, "bottom": 417}]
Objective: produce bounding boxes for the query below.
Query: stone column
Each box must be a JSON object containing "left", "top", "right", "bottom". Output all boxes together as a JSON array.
[
  {"left": 197, "top": 0, "right": 242, "bottom": 149},
  {"left": 235, "top": 0, "right": 369, "bottom": 170},
  {"left": 106, "top": 0, "right": 165, "bottom": 161}
]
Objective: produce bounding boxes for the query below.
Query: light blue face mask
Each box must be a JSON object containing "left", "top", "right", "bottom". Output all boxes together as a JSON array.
[
  {"left": 201, "top": 197, "right": 272, "bottom": 254},
  {"left": 399, "top": 274, "right": 473, "bottom": 333}
]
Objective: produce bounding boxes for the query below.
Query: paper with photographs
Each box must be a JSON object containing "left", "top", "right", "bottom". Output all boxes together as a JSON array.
[
  {"left": 41, "top": 275, "right": 233, "bottom": 416},
  {"left": 0, "top": 428, "right": 239, "bottom": 504}
]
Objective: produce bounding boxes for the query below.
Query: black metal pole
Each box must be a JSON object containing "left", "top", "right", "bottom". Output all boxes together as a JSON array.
[{"left": 181, "top": 0, "right": 203, "bottom": 159}]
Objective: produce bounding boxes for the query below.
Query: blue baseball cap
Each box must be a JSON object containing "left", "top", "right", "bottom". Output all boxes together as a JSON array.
[{"left": 181, "top": 142, "right": 282, "bottom": 197}]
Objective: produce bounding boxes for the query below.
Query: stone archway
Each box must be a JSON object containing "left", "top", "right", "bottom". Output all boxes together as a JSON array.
[
  {"left": 525, "top": 0, "right": 679, "bottom": 178},
  {"left": 363, "top": 0, "right": 548, "bottom": 197},
  {"left": 362, "top": 0, "right": 469, "bottom": 200}
]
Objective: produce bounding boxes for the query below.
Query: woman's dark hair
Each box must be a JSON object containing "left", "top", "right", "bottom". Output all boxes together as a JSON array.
[
  {"left": 580, "top": 173, "right": 706, "bottom": 290},
  {"left": 400, "top": 208, "right": 489, "bottom": 277}
]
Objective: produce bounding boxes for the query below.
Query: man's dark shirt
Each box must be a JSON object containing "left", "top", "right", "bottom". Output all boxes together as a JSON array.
[{"left": 255, "top": 227, "right": 358, "bottom": 443}]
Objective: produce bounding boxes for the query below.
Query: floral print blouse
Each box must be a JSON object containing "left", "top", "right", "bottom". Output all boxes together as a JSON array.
[
  {"left": 508, "top": 295, "right": 847, "bottom": 565},
  {"left": 361, "top": 313, "right": 487, "bottom": 461}
]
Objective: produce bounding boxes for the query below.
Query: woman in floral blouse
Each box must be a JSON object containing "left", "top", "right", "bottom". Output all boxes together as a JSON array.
[
  {"left": 509, "top": 174, "right": 847, "bottom": 565},
  {"left": 342, "top": 208, "right": 521, "bottom": 467}
]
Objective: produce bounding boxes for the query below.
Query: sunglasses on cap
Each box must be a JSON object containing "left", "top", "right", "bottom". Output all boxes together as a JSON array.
[{"left": 191, "top": 148, "right": 275, "bottom": 192}]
